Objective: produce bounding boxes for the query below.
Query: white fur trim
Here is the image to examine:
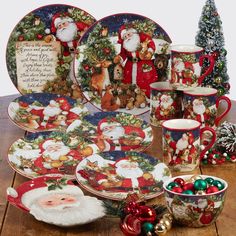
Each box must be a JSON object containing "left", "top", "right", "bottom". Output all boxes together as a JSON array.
[
  {"left": 121, "top": 28, "right": 137, "bottom": 39},
  {"left": 148, "top": 48, "right": 154, "bottom": 53},
  {"left": 100, "top": 121, "right": 120, "bottom": 130},
  {"left": 54, "top": 17, "right": 74, "bottom": 28},
  {"left": 42, "top": 140, "right": 62, "bottom": 149}
]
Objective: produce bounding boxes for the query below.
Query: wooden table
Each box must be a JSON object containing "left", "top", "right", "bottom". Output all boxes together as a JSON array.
[{"left": 0, "top": 94, "right": 236, "bottom": 236}]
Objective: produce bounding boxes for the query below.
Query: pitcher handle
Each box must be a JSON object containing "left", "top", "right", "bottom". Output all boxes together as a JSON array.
[{"left": 215, "top": 96, "right": 231, "bottom": 126}]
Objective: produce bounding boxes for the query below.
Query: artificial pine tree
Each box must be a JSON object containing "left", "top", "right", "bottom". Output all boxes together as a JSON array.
[{"left": 195, "top": 0, "right": 230, "bottom": 95}]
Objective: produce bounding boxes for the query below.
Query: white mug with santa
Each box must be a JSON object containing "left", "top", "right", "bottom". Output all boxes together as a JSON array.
[
  {"left": 162, "top": 119, "right": 216, "bottom": 172},
  {"left": 183, "top": 87, "right": 231, "bottom": 128},
  {"left": 170, "top": 45, "right": 215, "bottom": 89}
]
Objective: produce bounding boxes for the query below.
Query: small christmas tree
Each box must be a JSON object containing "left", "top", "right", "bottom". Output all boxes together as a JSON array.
[{"left": 195, "top": 0, "right": 230, "bottom": 95}]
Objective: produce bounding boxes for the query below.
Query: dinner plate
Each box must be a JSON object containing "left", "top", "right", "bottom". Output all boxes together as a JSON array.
[
  {"left": 79, "top": 111, "right": 153, "bottom": 152},
  {"left": 8, "top": 93, "right": 88, "bottom": 132},
  {"left": 76, "top": 151, "right": 171, "bottom": 201},
  {"left": 7, "top": 130, "right": 105, "bottom": 179},
  {"left": 6, "top": 4, "right": 96, "bottom": 99},
  {"left": 74, "top": 13, "right": 172, "bottom": 115},
  {"left": 7, "top": 176, "right": 105, "bottom": 227}
]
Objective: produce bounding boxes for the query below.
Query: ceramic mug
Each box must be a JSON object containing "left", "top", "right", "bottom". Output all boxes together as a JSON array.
[
  {"left": 162, "top": 119, "right": 216, "bottom": 172},
  {"left": 150, "top": 82, "right": 182, "bottom": 126},
  {"left": 183, "top": 87, "right": 231, "bottom": 128},
  {"left": 171, "top": 45, "right": 215, "bottom": 88}
]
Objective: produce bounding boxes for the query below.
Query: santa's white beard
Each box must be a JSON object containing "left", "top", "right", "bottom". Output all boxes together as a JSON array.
[
  {"left": 198, "top": 200, "right": 208, "bottom": 209},
  {"left": 43, "top": 106, "right": 61, "bottom": 117},
  {"left": 123, "top": 33, "right": 140, "bottom": 52},
  {"left": 116, "top": 166, "right": 143, "bottom": 179},
  {"left": 193, "top": 104, "right": 206, "bottom": 115},
  {"left": 43, "top": 146, "right": 70, "bottom": 160},
  {"left": 102, "top": 126, "right": 125, "bottom": 140},
  {"left": 29, "top": 196, "right": 105, "bottom": 226},
  {"left": 56, "top": 22, "right": 77, "bottom": 43},
  {"left": 161, "top": 98, "right": 173, "bottom": 109},
  {"left": 176, "top": 139, "right": 189, "bottom": 151}
]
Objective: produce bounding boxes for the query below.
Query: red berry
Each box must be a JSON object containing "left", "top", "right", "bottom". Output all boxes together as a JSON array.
[
  {"left": 206, "top": 186, "right": 219, "bottom": 194},
  {"left": 37, "top": 34, "right": 43, "bottom": 40},
  {"left": 172, "top": 186, "right": 183, "bottom": 193},
  {"left": 174, "top": 177, "right": 185, "bottom": 187},
  {"left": 182, "top": 183, "right": 194, "bottom": 192},
  {"left": 18, "top": 35, "right": 24, "bottom": 41}
]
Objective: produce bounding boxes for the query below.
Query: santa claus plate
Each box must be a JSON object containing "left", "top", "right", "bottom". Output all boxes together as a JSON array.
[
  {"left": 7, "top": 176, "right": 105, "bottom": 226},
  {"left": 80, "top": 112, "right": 153, "bottom": 152},
  {"left": 76, "top": 151, "right": 171, "bottom": 201},
  {"left": 8, "top": 93, "right": 88, "bottom": 132},
  {"left": 6, "top": 4, "right": 96, "bottom": 99},
  {"left": 8, "top": 130, "right": 107, "bottom": 179},
  {"left": 74, "top": 13, "right": 172, "bottom": 115}
]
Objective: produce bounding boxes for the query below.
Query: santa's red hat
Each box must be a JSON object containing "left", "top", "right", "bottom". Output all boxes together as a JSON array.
[
  {"left": 184, "top": 62, "right": 194, "bottom": 72},
  {"left": 51, "top": 12, "right": 74, "bottom": 34},
  {"left": 117, "top": 25, "right": 137, "bottom": 44}
]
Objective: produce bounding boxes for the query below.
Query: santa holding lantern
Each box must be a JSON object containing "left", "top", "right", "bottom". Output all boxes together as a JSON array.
[
  {"left": 113, "top": 25, "right": 158, "bottom": 97},
  {"left": 50, "top": 12, "right": 89, "bottom": 52}
]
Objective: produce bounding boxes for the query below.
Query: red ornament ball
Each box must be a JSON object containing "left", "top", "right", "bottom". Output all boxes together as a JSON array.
[
  {"left": 120, "top": 214, "right": 142, "bottom": 236},
  {"left": 83, "top": 65, "right": 90, "bottom": 71},
  {"left": 182, "top": 183, "right": 194, "bottom": 192},
  {"left": 137, "top": 205, "right": 157, "bottom": 223},
  {"left": 174, "top": 177, "right": 185, "bottom": 187},
  {"left": 172, "top": 186, "right": 183, "bottom": 193},
  {"left": 124, "top": 201, "right": 140, "bottom": 215},
  {"left": 206, "top": 186, "right": 219, "bottom": 194}
]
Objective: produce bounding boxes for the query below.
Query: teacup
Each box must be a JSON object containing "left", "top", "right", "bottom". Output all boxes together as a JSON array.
[
  {"left": 162, "top": 119, "right": 216, "bottom": 172},
  {"left": 150, "top": 82, "right": 182, "bottom": 126},
  {"left": 171, "top": 45, "right": 215, "bottom": 89},
  {"left": 183, "top": 87, "right": 231, "bottom": 128}
]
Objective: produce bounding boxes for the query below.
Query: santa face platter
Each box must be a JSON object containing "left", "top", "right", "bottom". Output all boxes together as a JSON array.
[
  {"left": 81, "top": 112, "right": 153, "bottom": 152},
  {"left": 163, "top": 175, "right": 227, "bottom": 227},
  {"left": 8, "top": 93, "right": 88, "bottom": 132},
  {"left": 7, "top": 176, "right": 105, "bottom": 226},
  {"left": 75, "top": 13, "right": 172, "bottom": 115},
  {"left": 76, "top": 151, "right": 171, "bottom": 200},
  {"left": 8, "top": 130, "right": 107, "bottom": 179},
  {"left": 6, "top": 4, "right": 96, "bottom": 98}
]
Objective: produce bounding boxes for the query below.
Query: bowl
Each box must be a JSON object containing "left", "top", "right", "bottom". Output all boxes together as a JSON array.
[{"left": 163, "top": 175, "right": 228, "bottom": 227}]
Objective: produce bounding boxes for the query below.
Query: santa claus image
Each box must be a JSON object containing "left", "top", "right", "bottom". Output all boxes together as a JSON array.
[
  {"left": 17, "top": 183, "right": 105, "bottom": 226},
  {"left": 192, "top": 98, "right": 209, "bottom": 127},
  {"left": 51, "top": 13, "right": 89, "bottom": 51},
  {"left": 114, "top": 25, "right": 157, "bottom": 97}
]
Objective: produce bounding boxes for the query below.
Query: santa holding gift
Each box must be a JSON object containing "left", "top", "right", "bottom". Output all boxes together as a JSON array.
[
  {"left": 113, "top": 25, "right": 158, "bottom": 97},
  {"left": 192, "top": 98, "right": 210, "bottom": 127},
  {"left": 51, "top": 12, "right": 89, "bottom": 52}
]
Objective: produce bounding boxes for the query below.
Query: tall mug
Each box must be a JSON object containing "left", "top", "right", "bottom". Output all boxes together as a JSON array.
[
  {"left": 150, "top": 82, "right": 182, "bottom": 127},
  {"left": 162, "top": 119, "right": 216, "bottom": 172}
]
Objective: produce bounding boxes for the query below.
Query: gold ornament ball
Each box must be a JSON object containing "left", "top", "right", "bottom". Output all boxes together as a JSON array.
[
  {"left": 163, "top": 213, "right": 173, "bottom": 222},
  {"left": 154, "top": 223, "right": 167, "bottom": 235},
  {"left": 196, "top": 190, "right": 206, "bottom": 195},
  {"left": 215, "top": 77, "right": 222, "bottom": 84},
  {"left": 188, "top": 175, "right": 202, "bottom": 183},
  {"left": 146, "top": 232, "right": 152, "bottom": 236},
  {"left": 159, "top": 219, "right": 172, "bottom": 230}
]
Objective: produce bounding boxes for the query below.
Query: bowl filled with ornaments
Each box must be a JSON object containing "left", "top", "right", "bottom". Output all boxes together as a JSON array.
[{"left": 163, "top": 175, "right": 228, "bottom": 227}]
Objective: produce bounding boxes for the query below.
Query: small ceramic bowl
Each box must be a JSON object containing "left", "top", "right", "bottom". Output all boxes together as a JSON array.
[{"left": 163, "top": 175, "right": 228, "bottom": 227}]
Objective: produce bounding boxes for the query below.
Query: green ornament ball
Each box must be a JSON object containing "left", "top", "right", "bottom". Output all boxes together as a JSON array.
[
  {"left": 205, "top": 177, "right": 214, "bottom": 185},
  {"left": 182, "top": 190, "right": 194, "bottom": 195},
  {"left": 217, "top": 61, "right": 224, "bottom": 71},
  {"left": 167, "top": 182, "right": 179, "bottom": 190},
  {"left": 194, "top": 179, "right": 207, "bottom": 191},
  {"left": 213, "top": 180, "right": 225, "bottom": 190},
  {"left": 218, "top": 88, "right": 225, "bottom": 96},
  {"left": 221, "top": 48, "right": 227, "bottom": 56},
  {"left": 142, "top": 222, "right": 154, "bottom": 233}
]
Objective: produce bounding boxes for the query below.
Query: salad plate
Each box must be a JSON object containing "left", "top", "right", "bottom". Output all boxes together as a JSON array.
[
  {"left": 7, "top": 176, "right": 105, "bottom": 226},
  {"left": 8, "top": 130, "right": 106, "bottom": 179},
  {"left": 8, "top": 93, "right": 88, "bottom": 132},
  {"left": 6, "top": 4, "right": 96, "bottom": 99},
  {"left": 75, "top": 13, "right": 172, "bottom": 115},
  {"left": 76, "top": 151, "right": 171, "bottom": 201}
]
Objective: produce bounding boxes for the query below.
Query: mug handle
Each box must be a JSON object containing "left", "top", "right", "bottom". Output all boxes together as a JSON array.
[
  {"left": 198, "top": 55, "right": 215, "bottom": 85},
  {"left": 200, "top": 127, "right": 216, "bottom": 160},
  {"left": 215, "top": 96, "right": 232, "bottom": 126}
]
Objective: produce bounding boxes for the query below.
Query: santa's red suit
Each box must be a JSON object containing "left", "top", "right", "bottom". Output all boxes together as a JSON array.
[
  {"left": 118, "top": 32, "right": 158, "bottom": 97},
  {"left": 194, "top": 113, "right": 210, "bottom": 126}
]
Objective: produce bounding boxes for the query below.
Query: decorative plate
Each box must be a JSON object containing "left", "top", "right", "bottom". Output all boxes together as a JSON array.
[
  {"left": 76, "top": 151, "right": 171, "bottom": 201},
  {"left": 8, "top": 93, "right": 88, "bottom": 132},
  {"left": 78, "top": 112, "right": 153, "bottom": 152},
  {"left": 8, "top": 130, "right": 106, "bottom": 179},
  {"left": 6, "top": 4, "right": 96, "bottom": 99},
  {"left": 7, "top": 176, "right": 105, "bottom": 227},
  {"left": 74, "top": 13, "right": 172, "bottom": 115}
]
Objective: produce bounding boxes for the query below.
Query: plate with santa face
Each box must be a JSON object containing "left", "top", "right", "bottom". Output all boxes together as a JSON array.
[
  {"left": 8, "top": 93, "right": 89, "bottom": 132},
  {"left": 74, "top": 13, "right": 172, "bottom": 115},
  {"left": 78, "top": 111, "right": 153, "bottom": 152},
  {"left": 8, "top": 130, "right": 108, "bottom": 179},
  {"left": 6, "top": 4, "right": 96, "bottom": 99},
  {"left": 75, "top": 151, "right": 171, "bottom": 201},
  {"left": 7, "top": 176, "right": 105, "bottom": 227}
]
